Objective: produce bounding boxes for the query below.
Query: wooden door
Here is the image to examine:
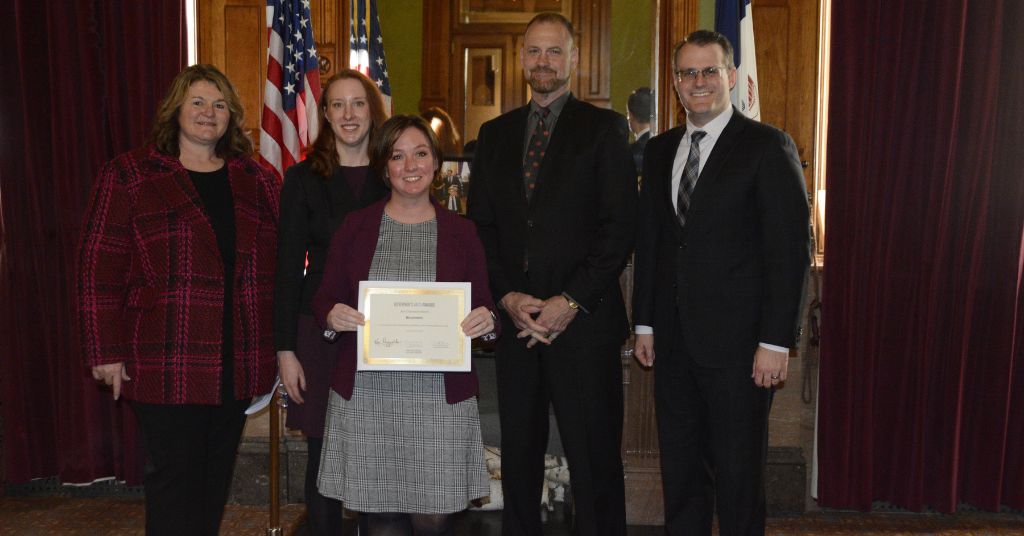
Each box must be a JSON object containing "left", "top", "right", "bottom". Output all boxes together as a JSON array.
[
  {"left": 752, "top": 0, "right": 819, "bottom": 192},
  {"left": 452, "top": 34, "right": 519, "bottom": 144}
]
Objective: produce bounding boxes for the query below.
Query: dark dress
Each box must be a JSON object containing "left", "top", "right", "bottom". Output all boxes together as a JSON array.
[{"left": 274, "top": 160, "right": 387, "bottom": 436}]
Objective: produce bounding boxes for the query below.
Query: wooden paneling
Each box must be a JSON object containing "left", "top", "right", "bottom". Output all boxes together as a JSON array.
[
  {"left": 223, "top": 5, "right": 264, "bottom": 140},
  {"left": 309, "top": 0, "right": 345, "bottom": 77},
  {"left": 198, "top": 0, "right": 267, "bottom": 144},
  {"left": 576, "top": 0, "right": 611, "bottom": 107},
  {"left": 421, "top": 0, "right": 613, "bottom": 140},
  {"left": 420, "top": 0, "right": 452, "bottom": 111}
]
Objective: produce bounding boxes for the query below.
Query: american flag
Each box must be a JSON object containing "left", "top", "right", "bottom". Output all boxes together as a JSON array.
[
  {"left": 259, "top": 0, "right": 322, "bottom": 179},
  {"left": 349, "top": 0, "right": 392, "bottom": 113}
]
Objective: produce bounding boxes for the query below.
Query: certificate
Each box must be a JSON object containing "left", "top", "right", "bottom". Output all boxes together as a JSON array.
[{"left": 356, "top": 281, "right": 471, "bottom": 372}]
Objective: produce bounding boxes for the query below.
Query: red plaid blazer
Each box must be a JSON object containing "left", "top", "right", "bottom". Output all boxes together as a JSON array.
[{"left": 77, "top": 146, "right": 279, "bottom": 404}]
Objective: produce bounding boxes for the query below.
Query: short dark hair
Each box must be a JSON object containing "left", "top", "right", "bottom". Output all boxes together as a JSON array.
[
  {"left": 627, "top": 87, "right": 653, "bottom": 123},
  {"left": 368, "top": 115, "right": 443, "bottom": 189},
  {"left": 525, "top": 12, "right": 575, "bottom": 43},
  {"left": 672, "top": 29, "right": 735, "bottom": 70}
]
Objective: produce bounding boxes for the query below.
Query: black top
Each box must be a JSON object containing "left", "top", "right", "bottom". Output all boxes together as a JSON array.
[
  {"left": 188, "top": 166, "right": 237, "bottom": 400},
  {"left": 274, "top": 160, "right": 388, "bottom": 350}
]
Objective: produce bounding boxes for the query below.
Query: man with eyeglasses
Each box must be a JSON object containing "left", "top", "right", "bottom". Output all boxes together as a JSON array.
[{"left": 631, "top": 30, "right": 810, "bottom": 536}]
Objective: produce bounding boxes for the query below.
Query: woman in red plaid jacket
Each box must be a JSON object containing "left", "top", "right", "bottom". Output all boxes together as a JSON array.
[{"left": 77, "top": 64, "right": 278, "bottom": 536}]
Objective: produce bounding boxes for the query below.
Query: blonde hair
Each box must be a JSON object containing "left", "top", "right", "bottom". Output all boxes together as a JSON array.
[{"left": 149, "top": 64, "right": 252, "bottom": 157}]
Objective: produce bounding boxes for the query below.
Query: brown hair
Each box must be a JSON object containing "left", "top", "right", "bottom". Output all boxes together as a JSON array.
[
  {"left": 307, "top": 69, "right": 389, "bottom": 177},
  {"left": 149, "top": 64, "right": 252, "bottom": 157},
  {"left": 672, "top": 30, "right": 736, "bottom": 71},
  {"left": 368, "top": 115, "right": 442, "bottom": 190},
  {"left": 419, "top": 107, "right": 461, "bottom": 156}
]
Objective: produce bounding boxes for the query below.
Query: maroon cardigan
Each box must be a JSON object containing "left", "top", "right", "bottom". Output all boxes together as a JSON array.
[
  {"left": 312, "top": 197, "right": 499, "bottom": 403},
  {"left": 77, "top": 146, "right": 279, "bottom": 404}
]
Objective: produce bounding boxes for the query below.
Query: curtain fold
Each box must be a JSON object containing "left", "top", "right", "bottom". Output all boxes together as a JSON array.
[
  {"left": 1, "top": 0, "right": 185, "bottom": 485},
  {"left": 818, "top": 0, "right": 1024, "bottom": 512}
]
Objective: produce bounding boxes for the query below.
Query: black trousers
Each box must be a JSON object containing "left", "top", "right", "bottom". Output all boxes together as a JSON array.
[
  {"left": 132, "top": 398, "right": 249, "bottom": 536},
  {"left": 654, "top": 327, "right": 771, "bottom": 536},
  {"left": 495, "top": 337, "right": 626, "bottom": 536}
]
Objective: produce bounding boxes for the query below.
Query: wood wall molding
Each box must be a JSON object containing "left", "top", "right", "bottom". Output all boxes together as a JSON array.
[
  {"left": 419, "top": 1, "right": 452, "bottom": 112},
  {"left": 656, "top": 0, "right": 699, "bottom": 132}
]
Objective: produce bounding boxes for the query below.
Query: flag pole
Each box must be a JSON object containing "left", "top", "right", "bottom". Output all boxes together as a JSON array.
[{"left": 267, "top": 387, "right": 282, "bottom": 536}]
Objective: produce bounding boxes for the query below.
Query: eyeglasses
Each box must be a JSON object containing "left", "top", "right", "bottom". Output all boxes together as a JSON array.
[{"left": 674, "top": 67, "right": 726, "bottom": 81}]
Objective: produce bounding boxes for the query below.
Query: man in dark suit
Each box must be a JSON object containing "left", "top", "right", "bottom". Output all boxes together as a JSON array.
[
  {"left": 468, "top": 12, "right": 637, "bottom": 536},
  {"left": 632, "top": 30, "right": 810, "bottom": 536},
  {"left": 627, "top": 87, "right": 653, "bottom": 175}
]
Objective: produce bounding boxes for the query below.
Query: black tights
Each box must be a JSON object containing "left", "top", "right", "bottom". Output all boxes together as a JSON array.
[
  {"left": 364, "top": 512, "right": 454, "bottom": 536},
  {"left": 304, "top": 437, "right": 342, "bottom": 535}
]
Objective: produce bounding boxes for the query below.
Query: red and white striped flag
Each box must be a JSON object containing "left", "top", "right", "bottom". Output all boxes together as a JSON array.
[
  {"left": 349, "top": 0, "right": 392, "bottom": 113},
  {"left": 259, "top": 0, "right": 322, "bottom": 179}
]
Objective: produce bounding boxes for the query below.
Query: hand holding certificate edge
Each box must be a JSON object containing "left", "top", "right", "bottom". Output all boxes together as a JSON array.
[
  {"left": 326, "top": 302, "right": 366, "bottom": 332},
  {"left": 461, "top": 306, "right": 496, "bottom": 339}
]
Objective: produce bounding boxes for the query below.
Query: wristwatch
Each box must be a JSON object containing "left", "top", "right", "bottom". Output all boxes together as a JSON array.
[{"left": 562, "top": 293, "right": 580, "bottom": 310}]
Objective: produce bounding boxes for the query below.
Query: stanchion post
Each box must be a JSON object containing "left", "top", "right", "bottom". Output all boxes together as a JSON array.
[{"left": 267, "top": 387, "right": 282, "bottom": 536}]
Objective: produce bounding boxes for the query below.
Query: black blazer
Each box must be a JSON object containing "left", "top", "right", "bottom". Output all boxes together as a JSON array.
[
  {"left": 633, "top": 109, "right": 810, "bottom": 367},
  {"left": 468, "top": 95, "right": 638, "bottom": 347},
  {"left": 273, "top": 160, "right": 388, "bottom": 350},
  {"left": 631, "top": 130, "right": 650, "bottom": 176}
]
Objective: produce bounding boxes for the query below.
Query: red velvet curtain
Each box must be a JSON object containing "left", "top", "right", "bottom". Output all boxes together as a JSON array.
[
  {"left": 818, "top": 0, "right": 1024, "bottom": 512},
  {"left": 0, "top": 1, "right": 185, "bottom": 485}
]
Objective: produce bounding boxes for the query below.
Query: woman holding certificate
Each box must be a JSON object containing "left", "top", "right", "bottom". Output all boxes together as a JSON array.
[
  {"left": 274, "top": 69, "right": 389, "bottom": 535},
  {"left": 312, "top": 115, "right": 498, "bottom": 535}
]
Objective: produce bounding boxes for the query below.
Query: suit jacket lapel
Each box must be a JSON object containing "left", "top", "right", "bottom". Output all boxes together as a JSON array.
[
  {"left": 685, "top": 111, "right": 747, "bottom": 232},
  {"left": 657, "top": 127, "right": 686, "bottom": 238},
  {"left": 533, "top": 96, "right": 577, "bottom": 206},
  {"left": 501, "top": 107, "right": 530, "bottom": 210},
  {"left": 229, "top": 157, "right": 260, "bottom": 279},
  {"left": 147, "top": 150, "right": 223, "bottom": 265}
]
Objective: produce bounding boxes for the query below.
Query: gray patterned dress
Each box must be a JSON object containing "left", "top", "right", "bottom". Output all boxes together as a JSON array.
[{"left": 317, "top": 213, "right": 490, "bottom": 513}]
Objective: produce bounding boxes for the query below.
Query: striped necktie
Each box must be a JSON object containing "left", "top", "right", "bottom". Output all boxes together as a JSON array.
[{"left": 676, "top": 130, "right": 706, "bottom": 226}]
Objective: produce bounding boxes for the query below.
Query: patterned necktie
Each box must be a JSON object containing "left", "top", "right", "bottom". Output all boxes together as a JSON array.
[
  {"left": 523, "top": 107, "right": 552, "bottom": 201},
  {"left": 676, "top": 130, "right": 707, "bottom": 226}
]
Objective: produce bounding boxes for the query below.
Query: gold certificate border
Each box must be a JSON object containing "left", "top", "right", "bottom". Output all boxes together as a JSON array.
[{"left": 359, "top": 285, "right": 468, "bottom": 369}]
